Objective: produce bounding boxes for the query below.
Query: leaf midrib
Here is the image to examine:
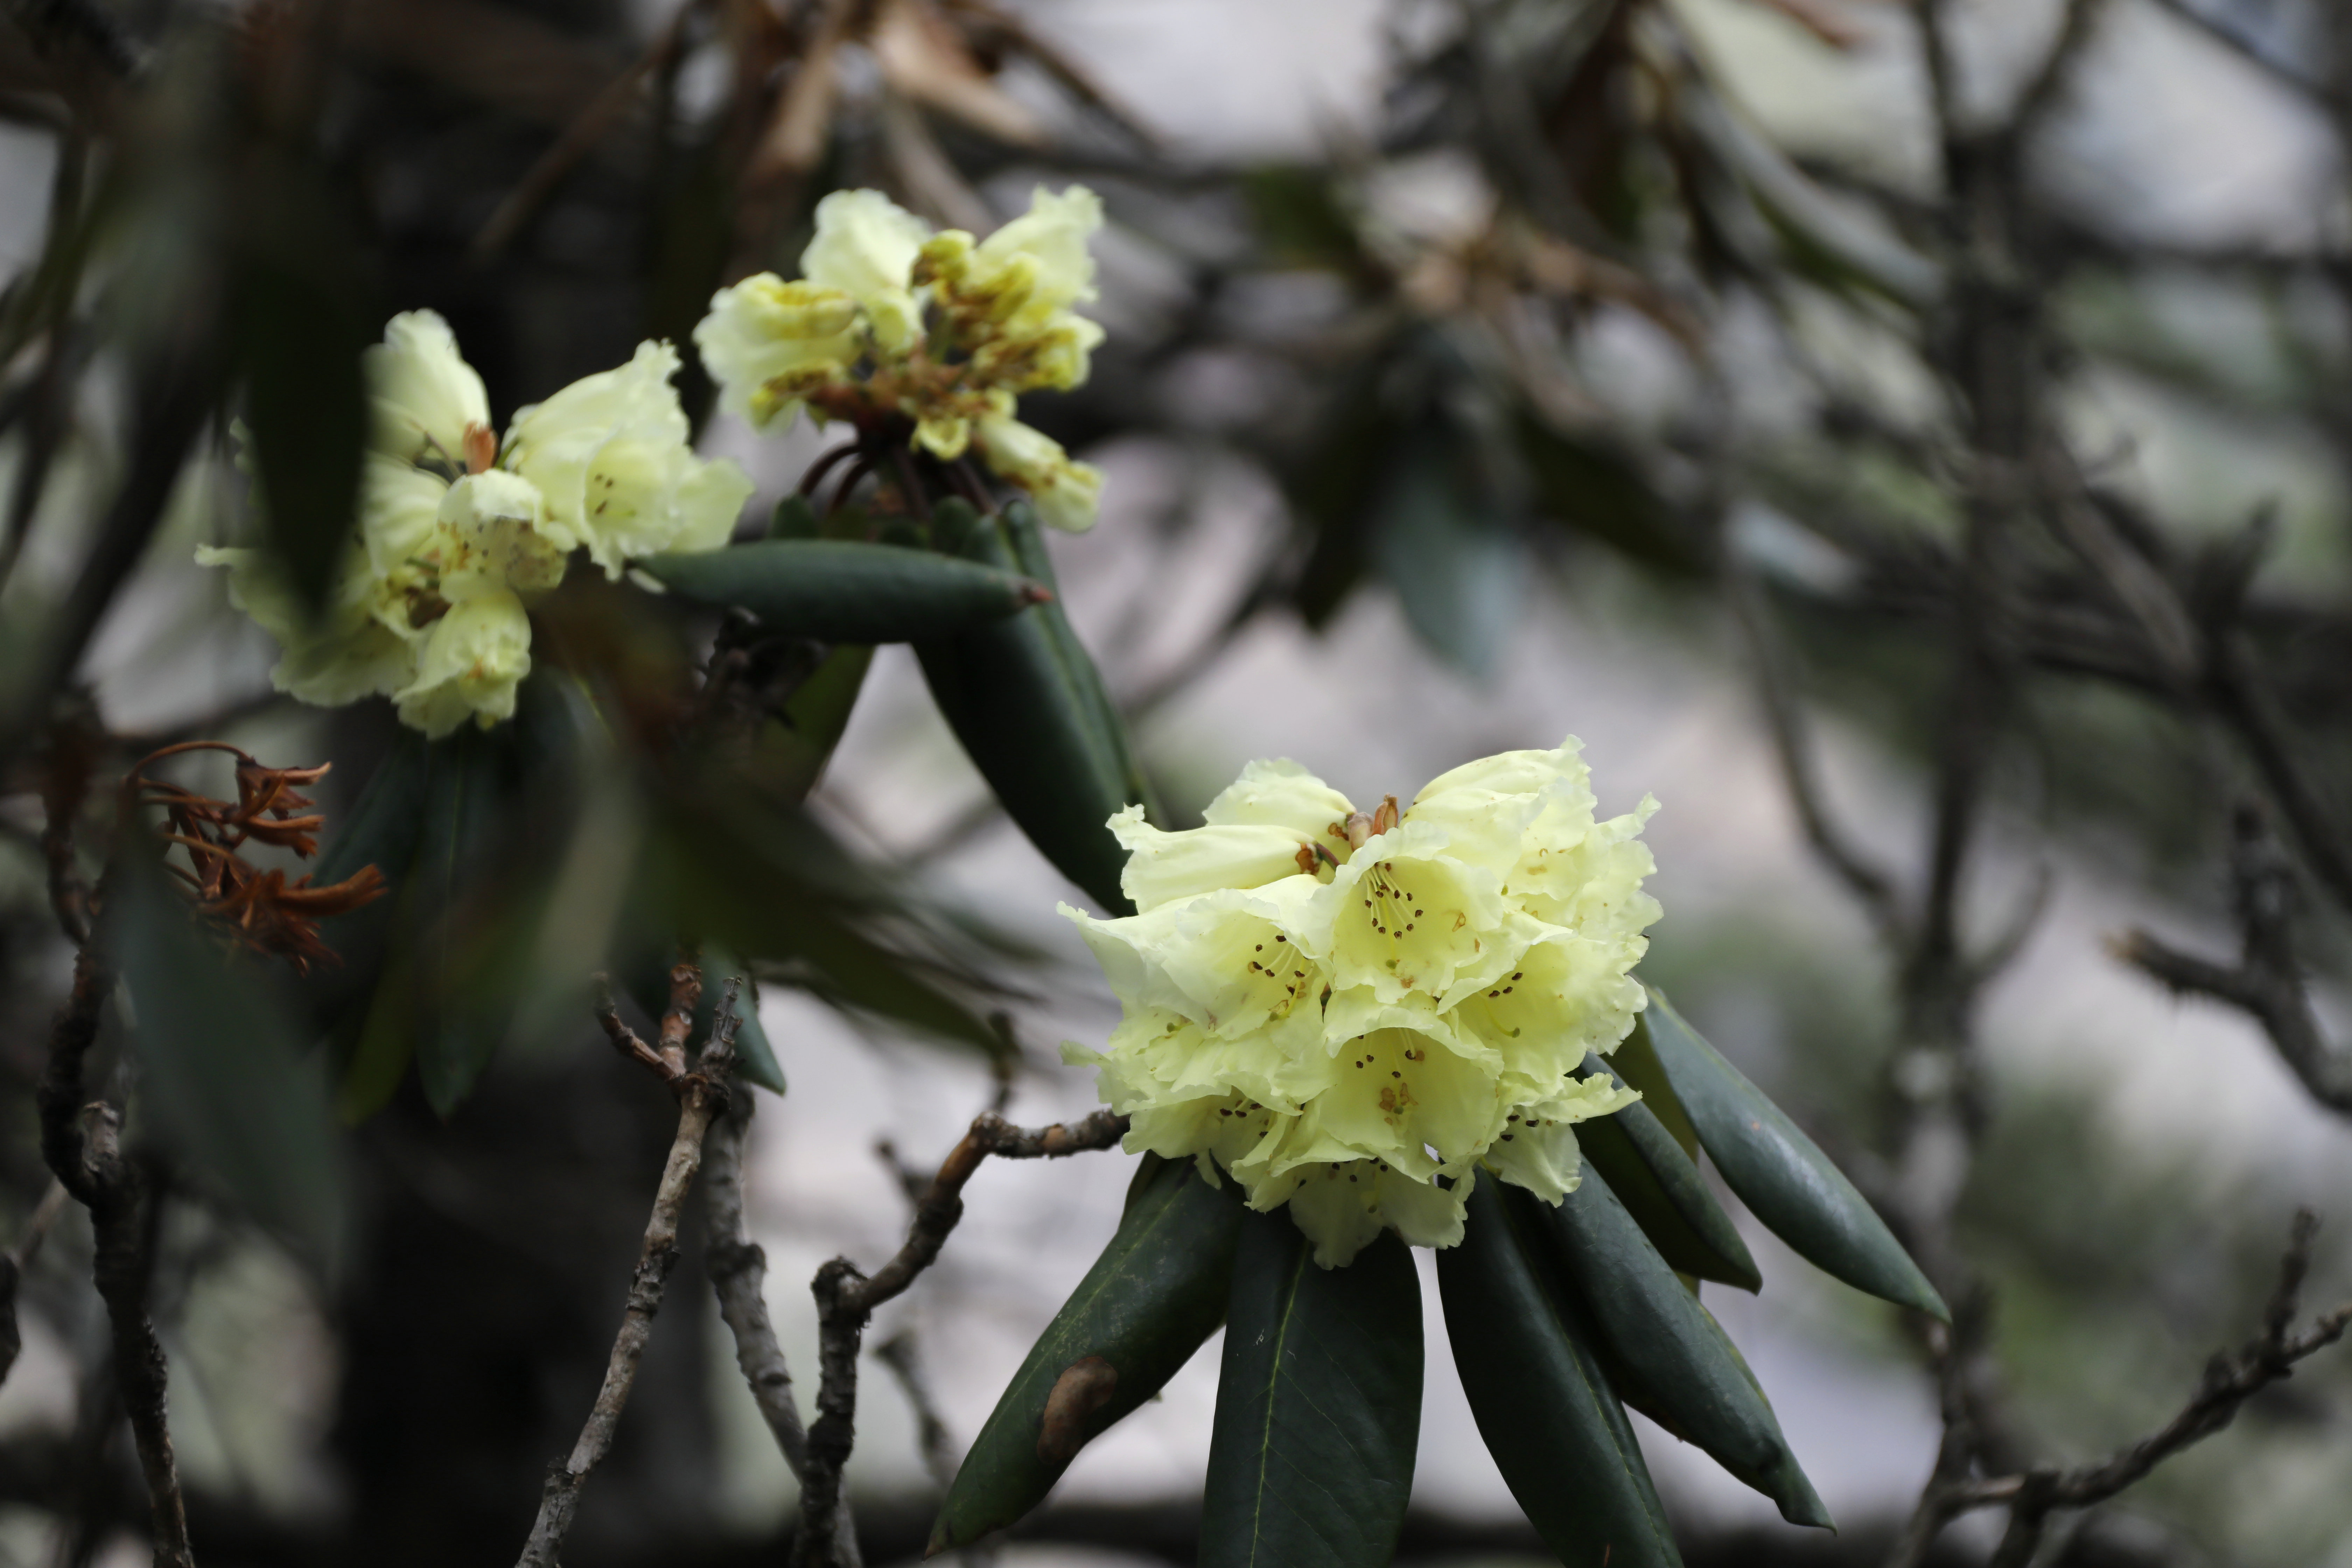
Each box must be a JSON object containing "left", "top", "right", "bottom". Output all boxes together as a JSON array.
[{"left": 1245, "top": 1242, "right": 1310, "bottom": 1568}]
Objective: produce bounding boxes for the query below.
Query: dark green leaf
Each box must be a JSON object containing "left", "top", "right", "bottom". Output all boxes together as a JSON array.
[
  {"left": 1373, "top": 430, "right": 1524, "bottom": 679},
  {"left": 931, "top": 1157, "right": 1242, "bottom": 1553},
  {"left": 760, "top": 642, "right": 874, "bottom": 804},
  {"left": 1518, "top": 1174, "right": 1830, "bottom": 1527},
  {"left": 1438, "top": 1176, "right": 1681, "bottom": 1568},
  {"left": 997, "top": 502, "right": 1158, "bottom": 823},
  {"left": 916, "top": 499, "right": 1144, "bottom": 913},
  {"left": 642, "top": 799, "right": 1003, "bottom": 1057},
  {"left": 1609, "top": 1014, "right": 1702, "bottom": 1157},
  {"left": 1642, "top": 989, "right": 1947, "bottom": 1320},
  {"left": 233, "top": 156, "right": 371, "bottom": 609},
  {"left": 768, "top": 492, "right": 822, "bottom": 539},
  {"left": 640, "top": 539, "right": 1048, "bottom": 643},
  {"left": 115, "top": 855, "right": 345, "bottom": 1266},
  {"left": 1574, "top": 1101, "right": 1760, "bottom": 1292},
  {"left": 312, "top": 728, "right": 432, "bottom": 889},
  {"left": 1200, "top": 1211, "right": 1421, "bottom": 1568},
  {"left": 410, "top": 727, "right": 522, "bottom": 1115},
  {"left": 1519, "top": 412, "right": 1707, "bottom": 576}
]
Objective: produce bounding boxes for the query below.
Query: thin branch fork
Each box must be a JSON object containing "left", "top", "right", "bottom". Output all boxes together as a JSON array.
[
  {"left": 793, "top": 1108, "right": 1129, "bottom": 1568},
  {"left": 703, "top": 1080, "right": 874, "bottom": 1566},
  {"left": 1917, "top": 1211, "right": 2351, "bottom": 1567},
  {"left": 2120, "top": 806, "right": 2352, "bottom": 1117},
  {"left": 516, "top": 970, "right": 742, "bottom": 1568}
]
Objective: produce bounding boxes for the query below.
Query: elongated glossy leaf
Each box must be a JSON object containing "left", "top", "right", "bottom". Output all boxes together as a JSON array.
[
  {"left": 1642, "top": 990, "right": 1947, "bottom": 1321},
  {"left": 1439, "top": 1178, "right": 1681, "bottom": 1568},
  {"left": 1518, "top": 1176, "right": 1829, "bottom": 1527},
  {"left": 1576, "top": 1104, "right": 1759, "bottom": 1292},
  {"left": 1200, "top": 1213, "right": 1421, "bottom": 1567},
  {"left": 640, "top": 539, "right": 1048, "bottom": 642},
  {"left": 116, "top": 856, "right": 344, "bottom": 1266},
  {"left": 1582, "top": 1036, "right": 1757, "bottom": 1290},
  {"left": 1610, "top": 1014, "right": 1701, "bottom": 1157},
  {"left": 916, "top": 499, "right": 1142, "bottom": 912},
  {"left": 312, "top": 728, "right": 432, "bottom": 889},
  {"left": 995, "top": 502, "right": 1157, "bottom": 821},
  {"left": 931, "top": 1157, "right": 1242, "bottom": 1554}
]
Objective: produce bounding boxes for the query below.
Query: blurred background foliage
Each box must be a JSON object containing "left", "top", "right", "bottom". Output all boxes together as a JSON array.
[{"left": 1, "top": 0, "right": 2351, "bottom": 1564}]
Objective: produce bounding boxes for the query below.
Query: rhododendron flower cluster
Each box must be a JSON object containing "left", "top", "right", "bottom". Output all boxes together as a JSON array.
[
  {"left": 694, "top": 186, "right": 1108, "bottom": 532},
  {"left": 201, "top": 312, "right": 752, "bottom": 737},
  {"left": 1063, "top": 738, "right": 1661, "bottom": 1266}
]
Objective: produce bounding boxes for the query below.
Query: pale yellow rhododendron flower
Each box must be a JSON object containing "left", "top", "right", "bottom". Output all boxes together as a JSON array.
[
  {"left": 504, "top": 341, "right": 754, "bottom": 580},
  {"left": 692, "top": 184, "right": 1110, "bottom": 531},
  {"left": 202, "top": 311, "right": 751, "bottom": 738},
  {"left": 1061, "top": 741, "right": 1660, "bottom": 1268}
]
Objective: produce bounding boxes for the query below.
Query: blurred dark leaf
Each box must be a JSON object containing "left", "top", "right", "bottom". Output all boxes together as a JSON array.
[
  {"left": 932, "top": 1156, "right": 1242, "bottom": 1554},
  {"left": 234, "top": 152, "right": 370, "bottom": 610},
  {"left": 1373, "top": 429, "right": 1525, "bottom": 678},
  {"left": 768, "top": 492, "right": 824, "bottom": 539},
  {"left": 408, "top": 726, "right": 526, "bottom": 1115},
  {"left": 312, "top": 728, "right": 432, "bottom": 889},
  {"left": 117, "top": 852, "right": 345, "bottom": 1266},
  {"left": 1518, "top": 412, "right": 1708, "bottom": 576},
  {"left": 640, "top": 790, "right": 1004, "bottom": 1056},
  {"left": 1440, "top": 1176, "right": 1681, "bottom": 1568},
  {"left": 1671, "top": 78, "right": 1938, "bottom": 309},
  {"left": 641, "top": 538, "right": 1049, "bottom": 642},
  {"left": 754, "top": 642, "right": 873, "bottom": 804},
  {"left": 1521, "top": 1173, "right": 1829, "bottom": 1527},
  {"left": 1200, "top": 1211, "right": 1421, "bottom": 1568},
  {"left": 1242, "top": 166, "right": 1365, "bottom": 272},
  {"left": 1643, "top": 987, "right": 1948, "bottom": 1320}
]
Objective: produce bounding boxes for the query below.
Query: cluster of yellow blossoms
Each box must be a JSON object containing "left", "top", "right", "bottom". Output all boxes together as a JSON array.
[
  {"left": 201, "top": 313, "right": 753, "bottom": 737},
  {"left": 694, "top": 186, "right": 1108, "bottom": 533},
  {"left": 1064, "top": 739, "right": 1660, "bottom": 1267}
]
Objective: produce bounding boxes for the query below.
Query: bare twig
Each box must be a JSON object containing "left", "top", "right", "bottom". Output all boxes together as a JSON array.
[
  {"left": 515, "top": 973, "right": 742, "bottom": 1568},
  {"left": 2205, "top": 628, "right": 2352, "bottom": 920},
  {"left": 1726, "top": 564, "right": 1910, "bottom": 947},
  {"left": 704, "top": 1090, "right": 809, "bottom": 1474},
  {"left": 36, "top": 941, "right": 195, "bottom": 1568},
  {"left": 2120, "top": 806, "right": 2352, "bottom": 1116},
  {"left": 471, "top": 0, "right": 703, "bottom": 256},
  {"left": 793, "top": 1108, "right": 1128, "bottom": 1568},
  {"left": 874, "top": 1330, "right": 957, "bottom": 1492},
  {"left": 1909, "top": 1212, "right": 2350, "bottom": 1562},
  {"left": 704, "top": 1048, "right": 865, "bottom": 1566}
]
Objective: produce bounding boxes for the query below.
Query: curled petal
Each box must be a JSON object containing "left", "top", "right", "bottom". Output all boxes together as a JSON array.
[
  {"left": 1107, "top": 804, "right": 1323, "bottom": 912},
  {"left": 366, "top": 310, "right": 491, "bottom": 467}
]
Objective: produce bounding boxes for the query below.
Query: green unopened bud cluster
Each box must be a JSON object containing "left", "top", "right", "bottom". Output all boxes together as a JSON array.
[
  {"left": 201, "top": 314, "right": 752, "bottom": 736},
  {"left": 693, "top": 186, "right": 1108, "bottom": 533},
  {"left": 1063, "top": 739, "right": 1660, "bottom": 1267}
]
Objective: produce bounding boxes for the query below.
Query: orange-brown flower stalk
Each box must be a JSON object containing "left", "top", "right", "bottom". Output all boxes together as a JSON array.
[{"left": 125, "top": 742, "right": 387, "bottom": 974}]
